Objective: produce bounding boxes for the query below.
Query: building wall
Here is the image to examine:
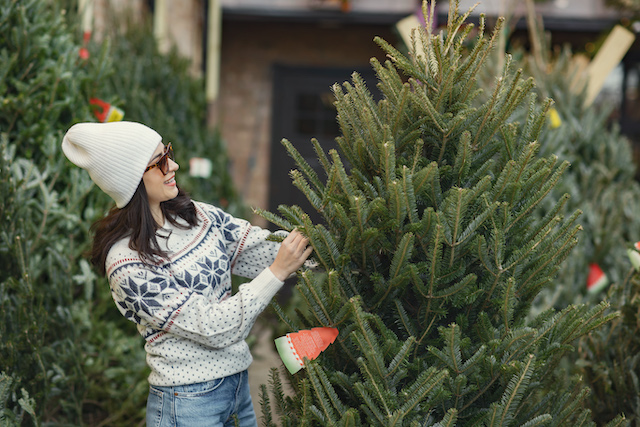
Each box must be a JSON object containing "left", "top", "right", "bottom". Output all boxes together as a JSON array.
[{"left": 215, "top": 20, "right": 399, "bottom": 224}]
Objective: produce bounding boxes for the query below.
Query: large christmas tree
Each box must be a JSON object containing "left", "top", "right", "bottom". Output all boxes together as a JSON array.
[{"left": 258, "top": 1, "right": 623, "bottom": 425}]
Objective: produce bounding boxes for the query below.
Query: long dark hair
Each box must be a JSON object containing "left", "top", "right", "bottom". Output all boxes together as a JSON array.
[{"left": 90, "top": 181, "right": 198, "bottom": 276}]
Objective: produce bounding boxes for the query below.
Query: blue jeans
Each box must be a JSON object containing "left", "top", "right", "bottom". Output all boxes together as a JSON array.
[{"left": 146, "top": 370, "right": 258, "bottom": 427}]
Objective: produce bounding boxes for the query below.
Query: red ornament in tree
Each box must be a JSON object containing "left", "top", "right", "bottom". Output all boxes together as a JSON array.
[{"left": 587, "top": 263, "right": 609, "bottom": 294}]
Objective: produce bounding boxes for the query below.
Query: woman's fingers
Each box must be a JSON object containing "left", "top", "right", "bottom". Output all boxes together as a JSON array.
[
  {"left": 269, "top": 229, "right": 313, "bottom": 281},
  {"left": 284, "top": 229, "right": 310, "bottom": 257}
]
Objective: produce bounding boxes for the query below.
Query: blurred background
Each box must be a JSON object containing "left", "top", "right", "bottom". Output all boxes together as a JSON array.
[{"left": 79, "top": 0, "right": 640, "bottom": 226}]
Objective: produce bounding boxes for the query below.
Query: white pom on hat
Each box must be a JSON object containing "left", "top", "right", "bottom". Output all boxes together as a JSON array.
[{"left": 62, "top": 121, "right": 162, "bottom": 208}]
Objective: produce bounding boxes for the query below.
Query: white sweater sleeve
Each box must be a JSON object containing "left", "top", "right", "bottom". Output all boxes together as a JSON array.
[
  {"left": 199, "top": 202, "right": 284, "bottom": 279},
  {"left": 109, "top": 261, "right": 283, "bottom": 349}
]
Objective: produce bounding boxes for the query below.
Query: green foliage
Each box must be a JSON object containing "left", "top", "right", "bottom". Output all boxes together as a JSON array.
[
  {"left": 522, "top": 42, "right": 640, "bottom": 309},
  {"left": 576, "top": 270, "right": 640, "bottom": 425},
  {"left": 0, "top": 0, "right": 112, "bottom": 422},
  {"left": 0, "top": 372, "right": 37, "bottom": 427},
  {"left": 259, "top": 1, "right": 618, "bottom": 425},
  {"left": 479, "top": 15, "right": 640, "bottom": 424}
]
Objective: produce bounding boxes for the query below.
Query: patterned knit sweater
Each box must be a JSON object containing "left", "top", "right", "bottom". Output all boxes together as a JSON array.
[{"left": 106, "top": 201, "right": 283, "bottom": 386}]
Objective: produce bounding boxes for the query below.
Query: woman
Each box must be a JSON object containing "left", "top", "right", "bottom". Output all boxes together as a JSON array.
[{"left": 62, "top": 121, "right": 312, "bottom": 426}]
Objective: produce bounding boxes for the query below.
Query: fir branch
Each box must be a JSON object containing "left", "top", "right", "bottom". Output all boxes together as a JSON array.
[
  {"left": 389, "top": 180, "right": 407, "bottom": 226},
  {"left": 433, "top": 408, "right": 458, "bottom": 427},
  {"left": 433, "top": 272, "right": 476, "bottom": 300},
  {"left": 253, "top": 206, "right": 294, "bottom": 230},
  {"left": 501, "top": 277, "right": 517, "bottom": 330},
  {"left": 311, "top": 224, "right": 342, "bottom": 271},
  {"left": 269, "top": 367, "right": 288, "bottom": 419},
  {"left": 452, "top": 130, "right": 471, "bottom": 184},
  {"left": 409, "top": 82, "right": 447, "bottom": 134},
  {"left": 554, "top": 302, "right": 617, "bottom": 346},
  {"left": 429, "top": 323, "right": 463, "bottom": 373},
  {"left": 548, "top": 386, "right": 591, "bottom": 426},
  {"left": 386, "top": 336, "right": 415, "bottom": 377},
  {"left": 304, "top": 364, "right": 341, "bottom": 423},
  {"left": 443, "top": 0, "right": 478, "bottom": 57},
  {"left": 425, "top": 224, "right": 445, "bottom": 301},
  {"left": 373, "top": 36, "right": 419, "bottom": 84},
  {"left": 352, "top": 327, "right": 387, "bottom": 382},
  {"left": 312, "top": 138, "right": 331, "bottom": 179},
  {"left": 472, "top": 71, "right": 506, "bottom": 150},
  {"left": 353, "top": 169, "right": 380, "bottom": 200},
  {"left": 469, "top": 15, "right": 505, "bottom": 90},
  {"left": 434, "top": 52, "right": 459, "bottom": 111},
  {"left": 330, "top": 149, "right": 356, "bottom": 198},
  {"left": 331, "top": 200, "right": 353, "bottom": 232},
  {"left": 354, "top": 134, "right": 379, "bottom": 172},
  {"left": 503, "top": 216, "right": 561, "bottom": 272},
  {"left": 309, "top": 363, "right": 348, "bottom": 419},
  {"left": 290, "top": 169, "right": 324, "bottom": 214},
  {"left": 498, "top": 327, "right": 538, "bottom": 363},
  {"left": 458, "top": 195, "right": 497, "bottom": 246},
  {"left": 519, "top": 414, "right": 552, "bottom": 426},
  {"left": 391, "top": 83, "right": 411, "bottom": 136},
  {"left": 352, "top": 195, "right": 370, "bottom": 234},
  {"left": 408, "top": 261, "right": 428, "bottom": 300},
  {"left": 492, "top": 160, "right": 517, "bottom": 203},
  {"left": 298, "top": 270, "right": 332, "bottom": 326},
  {"left": 401, "top": 166, "right": 420, "bottom": 224},
  {"left": 389, "top": 232, "right": 415, "bottom": 281},
  {"left": 276, "top": 204, "right": 309, "bottom": 228},
  {"left": 475, "top": 235, "right": 499, "bottom": 277},
  {"left": 505, "top": 158, "right": 570, "bottom": 233},
  {"left": 281, "top": 138, "right": 325, "bottom": 194},
  {"left": 395, "top": 298, "right": 418, "bottom": 338},
  {"left": 398, "top": 367, "right": 450, "bottom": 416},
  {"left": 259, "top": 383, "right": 274, "bottom": 427},
  {"left": 354, "top": 378, "right": 388, "bottom": 424},
  {"left": 382, "top": 141, "right": 396, "bottom": 187},
  {"left": 270, "top": 299, "right": 299, "bottom": 331},
  {"left": 517, "top": 222, "right": 581, "bottom": 293},
  {"left": 369, "top": 58, "right": 403, "bottom": 107},
  {"left": 494, "top": 354, "right": 536, "bottom": 426},
  {"left": 428, "top": 32, "right": 443, "bottom": 85},
  {"left": 521, "top": 192, "right": 570, "bottom": 244},
  {"left": 413, "top": 161, "right": 439, "bottom": 201}
]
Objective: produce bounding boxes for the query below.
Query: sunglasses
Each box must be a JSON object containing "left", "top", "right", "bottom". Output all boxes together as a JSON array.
[{"left": 144, "top": 142, "right": 174, "bottom": 175}]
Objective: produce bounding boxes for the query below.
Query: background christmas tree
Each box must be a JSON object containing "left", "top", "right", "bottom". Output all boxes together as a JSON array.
[
  {"left": 1, "top": 0, "right": 111, "bottom": 423},
  {"left": 511, "top": 12, "right": 640, "bottom": 424},
  {"left": 518, "top": 14, "right": 640, "bottom": 311},
  {"left": 259, "top": 1, "right": 623, "bottom": 425}
]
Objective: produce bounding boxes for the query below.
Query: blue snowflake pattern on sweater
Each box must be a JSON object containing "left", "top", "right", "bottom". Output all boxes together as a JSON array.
[{"left": 118, "top": 272, "right": 168, "bottom": 324}]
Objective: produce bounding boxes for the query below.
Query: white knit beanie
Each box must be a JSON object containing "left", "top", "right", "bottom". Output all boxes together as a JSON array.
[{"left": 62, "top": 121, "right": 162, "bottom": 208}]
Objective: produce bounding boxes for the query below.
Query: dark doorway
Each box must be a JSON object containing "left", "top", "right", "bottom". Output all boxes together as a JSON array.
[{"left": 269, "top": 64, "right": 378, "bottom": 229}]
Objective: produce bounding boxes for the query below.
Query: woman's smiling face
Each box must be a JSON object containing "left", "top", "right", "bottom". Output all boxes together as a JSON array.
[{"left": 143, "top": 142, "right": 179, "bottom": 213}]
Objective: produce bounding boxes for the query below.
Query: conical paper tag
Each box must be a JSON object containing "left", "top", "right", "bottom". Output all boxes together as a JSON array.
[{"left": 275, "top": 327, "right": 338, "bottom": 374}]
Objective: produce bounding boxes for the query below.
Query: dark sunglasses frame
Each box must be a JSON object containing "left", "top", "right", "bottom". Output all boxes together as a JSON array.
[{"left": 144, "top": 142, "right": 174, "bottom": 175}]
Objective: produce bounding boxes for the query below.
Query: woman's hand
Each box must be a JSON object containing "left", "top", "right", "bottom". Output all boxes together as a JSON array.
[{"left": 269, "top": 229, "right": 313, "bottom": 281}]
